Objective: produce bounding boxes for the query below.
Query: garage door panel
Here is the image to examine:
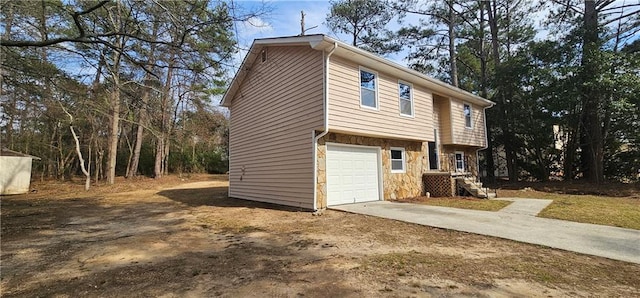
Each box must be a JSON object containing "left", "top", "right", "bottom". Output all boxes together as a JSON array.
[{"left": 326, "top": 144, "right": 380, "bottom": 206}]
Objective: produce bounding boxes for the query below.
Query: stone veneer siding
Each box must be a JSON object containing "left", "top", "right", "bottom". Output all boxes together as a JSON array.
[{"left": 316, "top": 132, "right": 427, "bottom": 209}]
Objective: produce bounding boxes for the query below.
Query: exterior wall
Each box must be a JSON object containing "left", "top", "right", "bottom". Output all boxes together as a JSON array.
[
  {"left": 228, "top": 46, "right": 324, "bottom": 209},
  {"left": 327, "top": 56, "right": 434, "bottom": 141},
  {"left": 434, "top": 95, "right": 452, "bottom": 145},
  {"left": 316, "top": 132, "right": 427, "bottom": 209},
  {"left": 0, "top": 157, "right": 33, "bottom": 195},
  {"left": 449, "top": 98, "right": 486, "bottom": 147},
  {"left": 440, "top": 146, "right": 479, "bottom": 177}
]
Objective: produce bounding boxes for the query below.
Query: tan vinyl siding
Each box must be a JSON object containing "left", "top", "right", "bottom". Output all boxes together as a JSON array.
[
  {"left": 228, "top": 46, "right": 324, "bottom": 209},
  {"left": 436, "top": 96, "right": 453, "bottom": 144},
  {"left": 328, "top": 56, "right": 433, "bottom": 141},
  {"left": 448, "top": 98, "right": 486, "bottom": 147}
]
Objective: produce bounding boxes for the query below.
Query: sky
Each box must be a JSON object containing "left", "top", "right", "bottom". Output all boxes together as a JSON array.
[
  {"left": 231, "top": 1, "right": 334, "bottom": 63},
  {"left": 233, "top": 1, "right": 333, "bottom": 43},
  {"left": 218, "top": 0, "right": 639, "bottom": 91},
  {"left": 229, "top": 0, "right": 410, "bottom": 67},
  {"left": 227, "top": 0, "right": 553, "bottom": 71}
]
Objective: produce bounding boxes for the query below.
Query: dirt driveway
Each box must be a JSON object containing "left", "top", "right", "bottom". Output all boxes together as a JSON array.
[{"left": 2, "top": 176, "right": 639, "bottom": 297}]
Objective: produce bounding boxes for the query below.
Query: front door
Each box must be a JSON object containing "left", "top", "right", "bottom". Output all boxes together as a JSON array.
[
  {"left": 454, "top": 152, "right": 465, "bottom": 172},
  {"left": 428, "top": 142, "right": 438, "bottom": 170}
]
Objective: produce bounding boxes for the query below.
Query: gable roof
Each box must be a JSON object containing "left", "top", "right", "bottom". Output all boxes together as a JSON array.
[
  {"left": 1, "top": 148, "right": 41, "bottom": 159},
  {"left": 221, "top": 34, "right": 494, "bottom": 108}
]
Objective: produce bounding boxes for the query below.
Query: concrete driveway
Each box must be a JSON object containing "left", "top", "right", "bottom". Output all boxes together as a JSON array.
[{"left": 331, "top": 200, "right": 640, "bottom": 264}]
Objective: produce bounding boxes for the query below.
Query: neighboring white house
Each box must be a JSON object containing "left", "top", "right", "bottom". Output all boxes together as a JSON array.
[{"left": 0, "top": 148, "right": 40, "bottom": 195}]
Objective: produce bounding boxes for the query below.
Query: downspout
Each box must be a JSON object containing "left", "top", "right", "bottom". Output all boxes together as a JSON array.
[{"left": 313, "top": 42, "right": 338, "bottom": 212}]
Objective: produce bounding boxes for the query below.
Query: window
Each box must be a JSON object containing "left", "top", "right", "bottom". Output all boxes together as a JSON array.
[
  {"left": 429, "top": 129, "right": 439, "bottom": 170},
  {"left": 455, "top": 152, "right": 465, "bottom": 172},
  {"left": 360, "top": 69, "right": 377, "bottom": 109},
  {"left": 390, "top": 147, "right": 405, "bottom": 173},
  {"left": 261, "top": 49, "right": 267, "bottom": 63},
  {"left": 398, "top": 81, "right": 413, "bottom": 116},
  {"left": 464, "top": 103, "right": 472, "bottom": 128}
]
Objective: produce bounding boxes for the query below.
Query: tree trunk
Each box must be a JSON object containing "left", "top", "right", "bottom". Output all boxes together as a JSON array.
[
  {"left": 106, "top": 29, "right": 124, "bottom": 184},
  {"left": 1, "top": 4, "right": 15, "bottom": 148},
  {"left": 128, "top": 108, "right": 146, "bottom": 177},
  {"left": 107, "top": 78, "right": 121, "bottom": 184},
  {"left": 154, "top": 137, "right": 164, "bottom": 178},
  {"left": 478, "top": 1, "right": 496, "bottom": 180},
  {"left": 487, "top": 0, "right": 518, "bottom": 182},
  {"left": 69, "top": 124, "right": 91, "bottom": 190},
  {"left": 95, "top": 136, "right": 104, "bottom": 183},
  {"left": 129, "top": 20, "right": 160, "bottom": 178},
  {"left": 155, "top": 53, "right": 175, "bottom": 178},
  {"left": 447, "top": 0, "right": 458, "bottom": 87},
  {"left": 89, "top": 51, "right": 104, "bottom": 182},
  {"left": 163, "top": 136, "right": 170, "bottom": 176},
  {"left": 579, "top": 0, "right": 603, "bottom": 183},
  {"left": 352, "top": 30, "right": 357, "bottom": 46}
]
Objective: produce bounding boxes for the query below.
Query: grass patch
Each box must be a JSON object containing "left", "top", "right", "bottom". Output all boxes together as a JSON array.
[
  {"left": 499, "top": 188, "right": 640, "bottom": 230},
  {"left": 537, "top": 195, "right": 640, "bottom": 230},
  {"left": 361, "top": 250, "right": 640, "bottom": 288},
  {"left": 394, "top": 197, "right": 511, "bottom": 211}
]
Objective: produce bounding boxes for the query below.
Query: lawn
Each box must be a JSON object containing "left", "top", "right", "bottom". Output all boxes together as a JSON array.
[
  {"left": 497, "top": 182, "right": 640, "bottom": 230},
  {"left": 394, "top": 196, "right": 512, "bottom": 211},
  {"left": 3, "top": 175, "right": 639, "bottom": 297}
]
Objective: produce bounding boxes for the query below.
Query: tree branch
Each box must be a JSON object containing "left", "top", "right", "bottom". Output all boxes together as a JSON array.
[
  {"left": 549, "top": 0, "right": 583, "bottom": 15},
  {"left": 1, "top": 1, "right": 110, "bottom": 47},
  {"left": 602, "top": 9, "right": 640, "bottom": 26},
  {"left": 596, "top": 0, "right": 617, "bottom": 10},
  {"left": 600, "top": 3, "right": 640, "bottom": 12}
]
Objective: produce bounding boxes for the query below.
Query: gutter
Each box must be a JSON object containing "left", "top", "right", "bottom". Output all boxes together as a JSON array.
[{"left": 313, "top": 42, "right": 338, "bottom": 212}]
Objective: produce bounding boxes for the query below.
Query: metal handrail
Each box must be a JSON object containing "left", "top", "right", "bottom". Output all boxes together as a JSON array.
[{"left": 458, "top": 174, "right": 497, "bottom": 198}]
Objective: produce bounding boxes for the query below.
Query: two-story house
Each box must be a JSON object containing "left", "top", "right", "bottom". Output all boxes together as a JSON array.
[{"left": 221, "top": 35, "right": 494, "bottom": 211}]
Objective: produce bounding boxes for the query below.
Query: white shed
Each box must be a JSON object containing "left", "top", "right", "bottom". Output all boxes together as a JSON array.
[{"left": 0, "top": 148, "right": 40, "bottom": 195}]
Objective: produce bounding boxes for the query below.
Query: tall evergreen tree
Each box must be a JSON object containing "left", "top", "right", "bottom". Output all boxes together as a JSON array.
[
  {"left": 325, "top": 0, "right": 399, "bottom": 54},
  {"left": 547, "top": 0, "right": 640, "bottom": 183}
]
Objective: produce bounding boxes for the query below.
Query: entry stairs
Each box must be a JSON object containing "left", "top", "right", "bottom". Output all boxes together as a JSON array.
[{"left": 456, "top": 176, "right": 497, "bottom": 199}]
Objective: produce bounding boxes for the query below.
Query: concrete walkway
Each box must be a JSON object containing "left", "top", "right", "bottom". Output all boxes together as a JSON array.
[
  {"left": 331, "top": 200, "right": 640, "bottom": 264},
  {"left": 496, "top": 198, "right": 553, "bottom": 216}
]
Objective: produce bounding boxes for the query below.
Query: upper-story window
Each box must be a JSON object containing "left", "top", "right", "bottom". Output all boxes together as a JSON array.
[
  {"left": 464, "top": 103, "right": 472, "bottom": 128},
  {"left": 360, "top": 69, "right": 378, "bottom": 109},
  {"left": 398, "top": 81, "right": 413, "bottom": 117}
]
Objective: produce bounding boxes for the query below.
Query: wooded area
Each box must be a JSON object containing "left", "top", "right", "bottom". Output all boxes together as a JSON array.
[
  {"left": 327, "top": 0, "right": 640, "bottom": 183},
  {"left": 0, "top": 0, "right": 267, "bottom": 189},
  {"left": 1, "top": 0, "right": 638, "bottom": 187}
]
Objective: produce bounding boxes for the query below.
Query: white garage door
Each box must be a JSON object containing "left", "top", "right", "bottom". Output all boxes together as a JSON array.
[{"left": 326, "top": 144, "right": 380, "bottom": 206}]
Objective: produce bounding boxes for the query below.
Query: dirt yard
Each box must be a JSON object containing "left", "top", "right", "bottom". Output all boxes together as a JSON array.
[{"left": 2, "top": 175, "right": 639, "bottom": 297}]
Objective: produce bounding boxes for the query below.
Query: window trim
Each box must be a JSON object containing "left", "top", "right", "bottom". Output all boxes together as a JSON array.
[
  {"left": 390, "top": 147, "right": 406, "bottom": 173},
  {"left": 398, "top": 80, "right": 414, "bottom": 118},
  {"left": 463, "top": 102, "right": 473, "bottom": 129},
  {"left": 359, "top": 67, "right": 379, "bottom": 111}
]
